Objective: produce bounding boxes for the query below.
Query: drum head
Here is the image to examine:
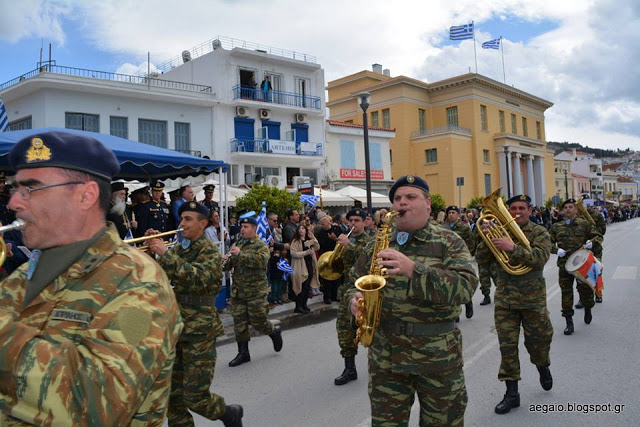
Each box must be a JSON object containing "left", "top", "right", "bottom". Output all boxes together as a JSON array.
[{"left": 566, "top": 249, "right": 590, "bottom": 273}]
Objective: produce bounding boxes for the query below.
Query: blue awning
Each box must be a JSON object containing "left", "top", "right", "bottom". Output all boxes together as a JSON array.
[{"left": 0, "top": 127, "right": 227, "bottom": 180}]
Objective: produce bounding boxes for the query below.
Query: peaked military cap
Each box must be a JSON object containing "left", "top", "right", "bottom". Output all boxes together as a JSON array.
[
  {"left": 9, "top": 131, "right": 120, "bottom": 180},
  {"left": 507, "top": 194, "right": 532, "bottom": 206},
  {"left": 178, "top": 201, "right": 210, "bottom": 218},
  {"left": 239, "top": 216, "right": 258, "bottom": 226},
  {"left": 389, "top": 175, "right": 430, "bottom": 202},
  {"left": 0, "top": 172, "right": 5, "bottom": 182},
  {"left": 168, "top": 188, "right": 181, "bottom": 196},
  {"left": 562, "top": 198, "right": 577, "bottom": 208},
  {"left": 111, "top": 182, "right": 126, "bottom": 193},
  {"left": 445, "top": 205, "right": 460, "bottom": 214},
  {"left": 203, "top": 184, "right": 215, "bottom": 192},
  {"left": 346, "top": 208, "right": 367, "bottom": 220},
  {"left": 151, "top": 181, "right": 165, "bottom": 190},
  {"left": 131, "top": 186, "right": 150, "bottom": 196}
]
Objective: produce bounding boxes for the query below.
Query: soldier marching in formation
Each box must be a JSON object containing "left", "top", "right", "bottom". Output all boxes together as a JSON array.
[
  {"left": 443, "top": 205, "right": 476, "bottom": 319},
  {"left": 576, "top": 203, "right": 607, "bottom": 307}
]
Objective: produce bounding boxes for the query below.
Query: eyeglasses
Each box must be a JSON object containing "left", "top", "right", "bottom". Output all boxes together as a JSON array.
[{"left": 10, "top": 181, "right": 85, "bottom": 201}]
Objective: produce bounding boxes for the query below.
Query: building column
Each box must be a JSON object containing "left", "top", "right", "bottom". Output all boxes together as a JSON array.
[
  {"left": 513, "top": 153, "right": 523, "bottom": 195},
  {"left": 534, "top": 155, "right": 546, "bottom": 205},
  {"left": 526, "top": 155, "right": 536, "bottom": 204},
  {"left": 498, "top": 151, "right": 508, "bottom": 198},
  {"left": 506, "top": 151, "right": 513, "bottom": 198}
]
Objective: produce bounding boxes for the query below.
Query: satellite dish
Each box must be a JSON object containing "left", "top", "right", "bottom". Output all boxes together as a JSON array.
[{"left": 182, "top": 50, "right": 191, "bottom": 63}]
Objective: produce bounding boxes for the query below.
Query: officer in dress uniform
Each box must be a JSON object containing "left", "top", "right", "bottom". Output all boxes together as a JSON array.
[
  {"left": 137, "top": 180, "right": 170, "bottom": 237},
  {"left": 201, "top": 184, "right": 219, "bottom": 212}
]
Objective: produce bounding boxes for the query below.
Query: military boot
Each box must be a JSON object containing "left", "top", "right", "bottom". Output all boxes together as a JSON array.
[
  {"left": 465, "top": 301, "right": 474, "bottom": 319},
  {"left": 584, "top": 307, "right": 592, "bottom": 324},
  {"left": 575, "top": 300, "right": 585, "bottom": 309},
  {"left": 334, "top": 356, "right": 357, "bottom": 385},
  {"left": 229, "top": 341, "right": 250, "bottom": 367},
  {"left": 269, "top": 326, "right": 283, "bottom": 352},
  {"left": 480, "top": 294, "right": 491, "bottom": 306},
  {"left": 495, "top": 380, "right": 520, "bottom": 414},
  {"left": 564, "top": 317, "right": 574, "bottom": 335},
  {"left": 219, "top": 404, "right": 243, "bottom": 427},
  {"left": 537, "top": 365, "right": 553, "bottom": 391}
]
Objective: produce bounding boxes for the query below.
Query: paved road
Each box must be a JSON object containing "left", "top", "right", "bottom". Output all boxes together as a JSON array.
[{"left": 190, "top": 218, "right": 640, "bottom": 426}]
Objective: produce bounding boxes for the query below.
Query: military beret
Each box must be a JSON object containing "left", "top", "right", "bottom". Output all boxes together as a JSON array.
[
  {"left": 388, "top": 175, "right": 430, "bottom": 202},
  {"left": 111, "top": 182, "right": 126, "bottom": 193},
  {"left": 346, "top": 208, "right": 367, "bottom": 220},
  {"left": 445, "top": 205, "right": 459, "bottom": 214},
  {"left": 239, "top": 216, "right": 258, "bottom": 226},
  {"left": 203, "top": 184, "right": 215, "bottom": 192},
  {"left": 178, "top": 201, "right": 210, "bottom": 218},
  {"left": 562, "top": 198, "right": 577, "bottom": 208},
  {"left": 507, "top": 194, "right": 532, "bottom": 206},
  {"left": 9, "top": 131, "right": 120, "bottom": 180},
  {"left": 151, "top": 181, "right": 165, "bottom": 190}
]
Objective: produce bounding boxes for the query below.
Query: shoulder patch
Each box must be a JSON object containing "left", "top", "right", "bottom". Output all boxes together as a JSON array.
[{"left": 117, "top": 307, "right": 152, "bottom": 344}]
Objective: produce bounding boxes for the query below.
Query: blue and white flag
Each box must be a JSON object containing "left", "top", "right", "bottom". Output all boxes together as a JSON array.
[
  {"left": 300, "top": 193, "right": 320, "bottom": 207},
  {"left": 124, "top": 228, "right": 134, "bottom": 241},
  {"left": 277, "top": 257, "right": 295, "bottom": 281},
  {"left": 449, "top": 22, "right": 474, "bottom": 40},
  {"left": 482, "top": 38, "right": 501, "bottom": 50},
  {"left": 0, "top": 98, "right": 9, "bottom": 132},
  {"left": 256, "top": 201, "right": 272, "bottom": 243}
]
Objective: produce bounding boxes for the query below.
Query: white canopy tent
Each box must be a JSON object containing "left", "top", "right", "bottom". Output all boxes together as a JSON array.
[
  {"left": 315, "top": 187, "right": 354, "bottom": 207},
  {"left": 335, "top": 185, "right": 391, "bottom": 208}
]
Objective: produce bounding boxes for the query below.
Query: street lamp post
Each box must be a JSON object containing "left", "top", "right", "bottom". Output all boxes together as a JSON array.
[
  {"left": 564, "top": 170, "right": 569, "bottom": 200},
  {"left": 504, "top": 146, "right": 511, "bottom": 198},
  {"left": 356, "top": 91, "right": 373, "bottom": 214}
]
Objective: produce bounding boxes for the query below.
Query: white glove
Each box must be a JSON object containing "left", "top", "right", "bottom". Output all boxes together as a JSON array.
[
  {"left": 557, "top": 248, "right": 567, "bottom": 257},
  {"left": 585, "top": 240, "right": 593, "bottom": 249}
]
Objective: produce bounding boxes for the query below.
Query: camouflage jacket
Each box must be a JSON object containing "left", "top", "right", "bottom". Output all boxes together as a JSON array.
[
  {"left": 344, "top": 221, "right": 478, "bottom": 371},
  {"left": 340, "top": 231, "right": 373, "bottom": 281},
  {"left": 443, "top": 220, "right": 475, "bottom": 253},
  {"left": 476, "top": 221, "right": 551, "bottom": 308},
  {"left": 587, "top": 208, "right": 607, "bottom": 236},
  {"left": 223, "top": 236, "right": 270, "bottom": 299},
  {"left": 158, "top": 235, "right": 223, "bottom": 341},
  {"left": 0, "top": 224, "right": 183, "bottom": 426},
  {"left": 550, "top": 217, "right": 602, "bottom": 267}
]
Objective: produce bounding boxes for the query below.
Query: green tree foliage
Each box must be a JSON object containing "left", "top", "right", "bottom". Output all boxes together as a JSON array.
[
  {"left": 430, "top": 193, "right": 446, "bottom": 215},
  {"left": 466, "top": 196, "right": 485, "bottom": 209},
  {"left": 235, "top": 184, "right": 303, "bottom": 220}
]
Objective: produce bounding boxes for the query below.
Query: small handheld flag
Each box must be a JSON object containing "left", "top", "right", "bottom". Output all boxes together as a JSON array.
[{"left": 300, "top": 194, "right": 320, "bottom": 207}]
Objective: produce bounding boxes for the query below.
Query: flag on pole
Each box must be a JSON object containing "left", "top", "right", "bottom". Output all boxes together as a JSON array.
[
  {"left": 482, "top": 38, "right": 501, "bottom": 50},
  {"left": 0, "top": 98, "right": 9, "bottom": 132},
  {"left": 449, "top": 22, "right": 474, "bottom": 40},
  {"left": 256, "top": 201, "right": 272, "bottom": 243},
  {"left": 276, "top": 257, "right": 295, "bottom": 281},
  {"left": 300, "top": 194, "right": 320, "bottom": 207}
]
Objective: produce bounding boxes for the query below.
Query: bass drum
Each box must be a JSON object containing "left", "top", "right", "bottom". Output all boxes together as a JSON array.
[{"left": 565, "top": 249, "right": 603, "bottom": 293}]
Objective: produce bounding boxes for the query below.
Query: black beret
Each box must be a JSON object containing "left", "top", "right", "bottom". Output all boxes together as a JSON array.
[
  {"left": 151, "top": 181, "right": 165, "bottom": 190},
  {"left": 239, "top": 217, "right": 258, "bottom": 226},
  {"left": 388, "top": 175, "right": 430, "bottom": 202},
  {"left": 178, "top": 201, "right": 210, "bottom": 218},
  {"left": 445, "top": 205, "right": 459, "bottom": 214},
  {"left": 111, "top": 182, "right": 126, "bottom": 193},
  {"left": 346, "top": 208, "right": 367, "bottom": 220},
  {"left": 9, "top": 131, "right": 120, "bottom": 180},
  {"left": 507, "top": 194, "right": 532, "bottom": 206},
  {"left": 203, "top": 184, "right": 215, "bottom": 192},
  {"left": 562, "top": 198, "right": 577, "bottom": 208}
]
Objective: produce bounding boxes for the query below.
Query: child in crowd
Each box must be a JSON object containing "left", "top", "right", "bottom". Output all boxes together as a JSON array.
[{"left": 267, "top": 248, "right": 285, "bottom": 305}]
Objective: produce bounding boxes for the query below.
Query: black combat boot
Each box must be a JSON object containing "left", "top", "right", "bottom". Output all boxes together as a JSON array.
[
  {"left": 495, "top": 380, "right": 520, "bottom": 414},
  {"left": 229, "top": 341, "right": 250, "bottom": 367},
  {"left": 584, "top": 306, "right": 592, "bottom": 324},
  {"left": 294, "top": 294, "right": 307, "bottom": 314},
  {"left": 480, "top": 294, "right": 491, "bottom": 306},
  {"left": 219, "top": 404, "right": 243, "bottom": 427},
  {"left": 595, "top": 295, "right": 603, "bottom": 303},
  {"left": 269, "top": 326, "right": 283, "bottom": 352},
  {"left": 537, "top": 365, "right": 553, "bottom": 391},
  {"left": 564, "top": 317, "right": 574, "bottom": 335},
  {"left": 334, "top": 356, "right": 357, "bottom": 385},
  {"left": 465, "top": 301, "right": 474, "bottom": 319},
  {"left": 575, "top": 300, "right": 584, "bottom": 309}
]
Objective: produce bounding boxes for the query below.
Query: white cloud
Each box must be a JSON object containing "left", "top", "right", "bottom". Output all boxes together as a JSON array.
[{"left": 0, "top": 0, "right": 70, "bottom": 44}]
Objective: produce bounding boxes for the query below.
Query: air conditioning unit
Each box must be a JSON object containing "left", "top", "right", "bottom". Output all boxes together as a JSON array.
[
  {"left": 292, "top": 176, "right": 311, "bottom": 188},
  {"left": 265, "top": 175, "right": 285, "bottom": 188},
  {"left": 295, "top": 113, "right": 306, "bottom": 123},
  {"left": 259, "top": 108, "right": 271, "bottom": 120},
  {"left": 236, "top": 106, "right": 248, "bottom": 117}
]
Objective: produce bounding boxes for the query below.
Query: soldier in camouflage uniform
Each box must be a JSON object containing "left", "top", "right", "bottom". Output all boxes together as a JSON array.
[
  {"left": 444, "top": 205, "right": 476, "bottom": 319},
  {"left": 0, "top": 131, "right": 183, "bottom": 426},
  {"left": 148, "top": 201, "right": 243, "bottom": 427},
  {"left": 475, "top": 225, "right": 499, "bottom": 306},
  {"left": 333, "top": 208, "right": 373, "bottom": 386},
  {"left": 346, "top": 176, "right": 478, "bottom": 426},
  {"left": 223, "top": 216, "right": 283, "bottom": 367},
  {"left": 549, "top": 199, "right": 602, "bottom": 335},
  {"left": 476, "top": 194, "right": 554, "bottom": 415},
  {"left": 576, "top": 205, "right": 607, "bottom": 307}
]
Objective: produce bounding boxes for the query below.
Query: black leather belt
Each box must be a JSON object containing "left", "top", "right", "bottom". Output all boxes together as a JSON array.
[
  {"left": 384, "top": 320, "right": 456, "bottom": 336},
  {"left": 176, "top": 294, "right": 215, "bottom": 306}
]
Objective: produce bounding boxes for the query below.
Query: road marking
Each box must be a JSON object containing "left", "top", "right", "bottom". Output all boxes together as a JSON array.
[{"left": 612, "top": 266, "right": 638, "bottom": 281}]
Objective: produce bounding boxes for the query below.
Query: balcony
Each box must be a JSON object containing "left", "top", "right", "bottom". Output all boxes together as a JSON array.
[
  {"left": 230, "top": 138, "right": 323, "bottom": 157},
  {"left": 411, "top": 125, "right": 472, "bottom": 138},
  {"left": 232, "top": 85, "right": 321, "bottom": 110}
]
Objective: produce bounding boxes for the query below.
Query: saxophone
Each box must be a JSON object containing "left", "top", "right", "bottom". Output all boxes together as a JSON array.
[{"left": 354, "top": 211, "right": 400, "bottom": 347}]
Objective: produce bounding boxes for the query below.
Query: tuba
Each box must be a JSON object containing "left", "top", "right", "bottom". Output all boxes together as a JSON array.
[
  {"left": 354, "top": 211, "right": 399, "bottom": 347},
  {"left": 0, "top": 220, "right": 26, "bottom": 266},
  {"left": 476, "top": 189, "right": 532, "bottom": 276},
  {"left": 576, "top": 197, "right": 596, "bottom": 226},
  {"left": 317, "top": 227, "right": 354, "bottom": 280}
]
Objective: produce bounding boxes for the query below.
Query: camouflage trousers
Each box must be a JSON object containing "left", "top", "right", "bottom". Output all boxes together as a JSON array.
[
  {"left": 559, "top": 269, "right": 595, "bottom": 318},
  {"left": 478, "top": 261, "right": 499, "bottom": 296},
  {"left": 168, "top": 338, "right": 226, "bottom": 426},
  {"left": 494, "top": 306, "right": 553, "bottom": 382},
  {"left": 337, "top": 284, "right": 358, "bottom": 358},
  {"left": 231, "top": 295, "right": 274, "bottom": 342}
]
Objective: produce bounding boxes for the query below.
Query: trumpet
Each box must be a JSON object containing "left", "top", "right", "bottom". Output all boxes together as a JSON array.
[
  {"left": 124, "top": 229, "right": 182, "bottom": 252},
  {"left": 0, "top": 219, "right": 27, "bottom": 266}
]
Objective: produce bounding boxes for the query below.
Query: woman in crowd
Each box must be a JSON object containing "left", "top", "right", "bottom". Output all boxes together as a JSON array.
[
  {"left": 289, "top": 224, "right": 319, "bottom": 314},
  {"left": 204, "top": 209, "right": 229, "bottom": 253}
]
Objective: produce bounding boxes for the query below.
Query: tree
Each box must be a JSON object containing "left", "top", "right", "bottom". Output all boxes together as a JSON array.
[
  {"left": 235, "top": 184, "right": 303, "bottom": 220},
  {"left": 430, "top": 193, "right": 446, "bottom": 216},
  {"left": 466, "top": 196, "right": 485, "bottom": 210}
]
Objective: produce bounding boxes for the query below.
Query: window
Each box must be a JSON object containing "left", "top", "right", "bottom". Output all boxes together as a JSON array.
[
  {"left": 371, "top": 111, "right": 379, "bottom": 127},
  {"left": 254, "top": 166, "right": 280, "bottom": 176},
  {"left": 426, "top": 148, "right": 437, "bottom": 163},
  {"left": 446, "top": 107, "right": 458, "bottom": 127},
  {"left": 370, "top": 143, "right": 382, "bottom": 169},
  {"left": 301, "top": 169, "right": 318, "bottom": 185},
  {"left": 499, "top": 110, "right": 505, "bottom": 132},
  {"left": 480, "top": 105, "right": 488, "bottom": 131},
  {"left": 536, "top": 121, "right": 542, "bottom": 140},
  {"left": 382, "top": 109, "right": 390, "bottom": 128},
  {"left": 483, "top": 149, "right": 490, "bottom": 163},
  {"left": 510, "top": 114, "right": 517, "bottom": 134},
  {"left": 138, "top": 119, "right": 167, "bottom": 148},
  {"left": 66, "top": 112, "right": 99, "bottom": 132},
  {"left": 484, "top": 174, "right": 492, "bottom": 196},
  {"left": 522, "top": 117, "right": 528, "bottom": 137},
  {"left": 110, "top": 116, "right": 128, "bottom": 139},
  {"left": 340, "top": 139, "right": 356, "bottom": 168},
  {"left": 418, "top": 109, "right": 426, "bottom": 132},
  {"left": 175, "top": 122, "right": 191, "bottom": 151},
  {"left": 9, "top": 116, "right": 32, "bottom": 130}
]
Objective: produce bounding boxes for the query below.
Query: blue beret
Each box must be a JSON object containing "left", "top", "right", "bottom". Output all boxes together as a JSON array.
[
  {"left": 346, "top": 208, "right": 366, "bottom": 220},
  {"left": 9, "top": 131, "right": 120, "bottom": 180},
  {"left": 562, "top": 198, "right": 576, "bottom": 208},
  {"left": 178, "top": 201, "right": 210, "bottom": 218},
  {"left": 389, "top": 175, "right": 430, "bottom": 202},
  {"left": 445, "top": 205, "right": 459, "bottom": 214},
  {"left": 507, "top": 194, "right": 532, "bottom": 206},
  {"left": 151, "top": 181, "right": 165, "bottom": 190},
  {"left": 239, "top": 217, "right": 258, "bottom": 226}
]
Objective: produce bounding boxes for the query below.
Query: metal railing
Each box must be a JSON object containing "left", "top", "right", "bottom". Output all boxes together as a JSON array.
[
  {"left": 411, "top": 125, "right": 472, "bottom": 138},
  {"left": 230, "top": 138, "right": 323, "bottom": 156},
  {"left": 232, "top": 85, "right": 321, "bottom": 110},
  {"left": 1, "top": 64, "right": 213, "bottom": 93}
]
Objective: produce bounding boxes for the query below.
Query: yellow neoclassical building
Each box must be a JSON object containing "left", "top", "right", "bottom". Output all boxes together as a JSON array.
[{"left": 327, "top": 68, "right": 556, "bottom": 207}]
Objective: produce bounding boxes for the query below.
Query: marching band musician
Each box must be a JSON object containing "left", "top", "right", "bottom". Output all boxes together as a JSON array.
[
  {"left": 576, "top": 202, "right": 607, "bottom": 307},
  {"left": 146, "top": 201, "right": 243, "bottom": 427},
  {"left": 476, "top": 194, "right": 554, "bottom": 415},
  {"left": 346, "top": 175, "right": 478, "bottom": 426}
]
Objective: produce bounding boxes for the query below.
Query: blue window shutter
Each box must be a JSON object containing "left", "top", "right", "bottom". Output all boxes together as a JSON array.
[
  {"left": 234, "top": 117, "right": 255, "bottom": 141},
  {"left": 340, "top": 140, "right": 355, "bottom": 168},
  {"left": 261, "top": 120, "right": 281, "bottom": 140},
  {"left": 291, "top": 123, "right": 309, "bottom": 142},
  {"left": 370, "top": 143, "right": 382, "bottom": 169}
]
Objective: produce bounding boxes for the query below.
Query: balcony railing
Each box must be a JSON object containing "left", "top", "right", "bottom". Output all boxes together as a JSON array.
[
  {"left": 1, "top": 64, "right": 213, "bottom": 93},
  {"left": 232, "top": 85, "right": 321, "bottom": 110},
  {"left": 411, "top": 125, "right": 472, "bottom": 138},
  {"left": 230, "top": 138, "right": 322, "bottom": 156}
]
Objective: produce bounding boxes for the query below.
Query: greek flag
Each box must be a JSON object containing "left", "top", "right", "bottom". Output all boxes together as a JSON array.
[
  {"left": 449, "top": 22, "right": 474, "bottom": 40},
  {"left": 124, "top": 228, "right": 134, "bottom": 241},
  {"left": 277, "top": 257, "right": 295, "bottom": 281},
  {"left": 482, "top": 38, "right": 501, "bottom": 50},
  {"left": 0, "top": 98, "right": 9, "bottom": 132},
  {"left": 300, "top": 193, "right": 320, "bottom": 207},
  {"left": 256, "top": 201, "right": 272, "bottom": 243}
]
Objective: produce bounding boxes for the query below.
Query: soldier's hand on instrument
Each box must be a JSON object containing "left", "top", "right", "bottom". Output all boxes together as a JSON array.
[
  {"left": 350, "top": 292, "right": 364, "bottom": 316},
  {"left": 557, "top": 248, "right": 567, "bottom": 257},
  {"left": 329, "top": 232, "right": 337, "bottom": 241},
  {"left": 147, "top": 238, "right": 166, "bottom": 256},
  {"left": 585, "top": 240, "right": 593, "bottom": 249},
  {"left": 377, "top": 248, "right": 415, "bottom": 278},
  {"left": 230, "top": 246, "right": 241, "bottom": 256},
  {"left": 480, "top": 221, "right": 493, "bottom": 235},
  {"left": 337, "top": 234, "right": 350, "bottom": 246},
  {"left": 144, "top": 228, "right": 160, "bottom": 236},
  {"left": 6, "top": 242, "right": 13, "bottom": 258},
  {"left": 491, "top": 237, "right": 515, "bottom": 252}
]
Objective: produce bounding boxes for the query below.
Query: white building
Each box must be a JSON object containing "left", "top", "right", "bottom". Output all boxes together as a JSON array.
[{"left": 554, "top": 149, "right": 604, "bottom": 200}]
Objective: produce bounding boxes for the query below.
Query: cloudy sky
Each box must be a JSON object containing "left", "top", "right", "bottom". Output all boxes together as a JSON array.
[{"left": 1, "top": 0, "right": 638, "bottom": 150}]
